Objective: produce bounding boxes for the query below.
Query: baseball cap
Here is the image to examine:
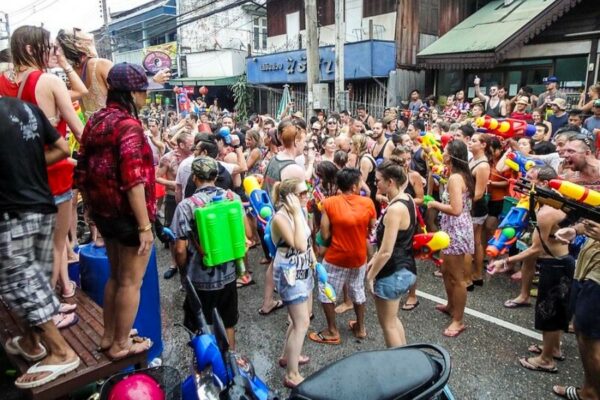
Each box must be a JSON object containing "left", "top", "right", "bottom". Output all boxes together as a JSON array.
[
  {"left": 550, "top": 98, "right": 567, "bottom": 110},
  {"left": 593, "top": 99, "right": 600, "bottom": 107},
  {"left": 191, "top": 156, "right": 219, "bottom": 180},
  {"left": 543, "top": 76, "right": 559, "bottom": 84},
  {"left": 107, "top": 63, "right": 163, "bottom": 91}
]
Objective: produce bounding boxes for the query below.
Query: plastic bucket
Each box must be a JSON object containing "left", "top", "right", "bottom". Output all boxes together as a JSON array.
[{"left": 79, "top": 244, "right": 163, "bottom": 360}]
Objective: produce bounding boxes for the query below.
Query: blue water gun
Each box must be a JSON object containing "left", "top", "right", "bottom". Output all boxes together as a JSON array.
[
  {"left": 505, "top": 151, "right": 544, "bottom": 175},
  {"left": 486, "top": 197, "right": 530, "bottom": 258}
]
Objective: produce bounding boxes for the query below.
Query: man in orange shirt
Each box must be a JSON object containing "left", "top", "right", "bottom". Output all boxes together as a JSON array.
[{"left": 309, "top": 168, "right": 377, "bottom": 344}]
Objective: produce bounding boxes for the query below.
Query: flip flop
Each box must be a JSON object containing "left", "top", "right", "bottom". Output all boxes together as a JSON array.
[
  {"left": 283, "top": 377, "right": 301, "bottom": 389},
  {"left": 442, "top": 326, "right": 466, "bottom": 338},
  {"left": 308, "top": 331, "right": 341, "bottom": 345},
  {"left": 61, "top": 281, "right": 77, "bottom": 299},
  {"left": 5, "top": 336, "right": 47, "bottom": 362},
  {"left": 258, "top": 300, "right": 284, "bottom": 316},
  {"left": 528, "top": 344, "right": 565, "bottom": 361},
  {"left": 552, "top": 385, "right": 581, "bottom": 400},
  {"left": 278, "top": 355, "right": 310, "bottom": 368},
  {"left": 347, "top": 320, "right": 367, "bottom": 339},
  {"left": 14, "top": 357, "right": 80, "bottom": 389},
  {"left": 433, "top": 270, "right": 443, "bottom": 278},
  {"left": 53, "top": 312, "right": 79, "bottom": 329},
  {"left": 402, "top": 301, "right": 420, "bottom": 311},
  {"left": 107, "top": 337, "right": 153, "bottom": 361},
  {"left": 504, "top": 299, "right": 531, "bottom": 309},
  {"left": 58, "top": 302, "right": 77, "bottom": 313},
  {"left": 518, "top": 356, "right": 558, "bottom": 373},
  {"left": 97, "top": 329, "right": 139, "bottom": 352},
  {"left": 236, "top": 275, "right": 256, "bottom": 288}
]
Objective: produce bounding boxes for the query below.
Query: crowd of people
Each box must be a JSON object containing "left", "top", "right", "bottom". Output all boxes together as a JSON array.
[{"left": 1, "top": 23, "right": 600, "bottom": 400}]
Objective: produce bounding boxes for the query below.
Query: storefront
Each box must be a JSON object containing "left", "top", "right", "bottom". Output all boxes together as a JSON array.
[
  {"left": 246, "top": 40, "right": 396, "bottom": 117},
  {"left": 417, "top": 0, "right": 599, "bottom": 107}
]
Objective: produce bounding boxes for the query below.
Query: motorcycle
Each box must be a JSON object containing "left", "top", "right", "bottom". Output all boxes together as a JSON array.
[{"left": 100, "top": 274, "right": 455, "bottom": 400}]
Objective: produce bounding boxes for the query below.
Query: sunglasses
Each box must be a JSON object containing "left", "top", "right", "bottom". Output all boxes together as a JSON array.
[
  {"left": 327, "top": 121, "right": 337, "bottom": 125},
  {"left": 296, "top": 190, "right": 309, "bottom": 197}
]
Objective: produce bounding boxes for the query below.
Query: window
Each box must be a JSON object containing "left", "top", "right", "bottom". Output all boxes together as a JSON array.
[{"left": 253, "top": 16, "right": 268, "bottom": 50}]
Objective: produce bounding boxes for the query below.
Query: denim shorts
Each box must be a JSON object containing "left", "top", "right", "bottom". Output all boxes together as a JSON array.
[
  {"left": 374, "top": 268, "right": 416, "bottom": 301},
  {"left": 283, "top": 296, "right": 309, "bottom": 306},
  {"left": 54, "top": 190, "right": 73, "bottom": 206}
]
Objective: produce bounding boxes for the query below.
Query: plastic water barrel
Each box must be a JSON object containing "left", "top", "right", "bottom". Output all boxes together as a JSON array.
[{"left": 79, "top": 244, "right": 163, "bottom": 361}]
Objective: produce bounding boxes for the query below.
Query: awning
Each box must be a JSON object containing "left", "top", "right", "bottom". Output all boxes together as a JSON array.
[
  {"left": 169, "top": 76, "right": 241, "bottom": 86},
  {"left": 417, "top": 0, "right": 582, "bottom": 69}
]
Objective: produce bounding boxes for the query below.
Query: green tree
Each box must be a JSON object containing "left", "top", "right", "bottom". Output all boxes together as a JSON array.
[{"left": 231, "top": 74, "right": 252, "bottom": 123}]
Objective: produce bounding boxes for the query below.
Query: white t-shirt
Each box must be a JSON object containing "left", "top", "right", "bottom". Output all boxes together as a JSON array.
[{"left": 176, "top": 156, "right": 236, "bottom": 196}]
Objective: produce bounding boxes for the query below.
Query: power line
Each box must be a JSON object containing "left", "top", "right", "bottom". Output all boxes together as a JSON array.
[
  {"left": 12, "top": 0, "right": 60, "bottom": 25},
  {"left": 6, "top": 0, "right": 49, "bottom": 16}
]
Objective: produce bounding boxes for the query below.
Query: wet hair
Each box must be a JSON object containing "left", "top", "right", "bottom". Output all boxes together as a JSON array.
[
  {"left": 194, "top": 133, "right": 218, "bottom": 158},
  {"left": 320, "top": 136, "right": 335, "bottom": 154},
  {"left": 489, "top": 136, "right": 503, "bottom": 153},
  {"left": 333, "top": 150, "right": 348, "bottom": 169},
  {"left": 473, "top": 133, "right": 493, "bottom": 162},
  {"left": 176, "top": 131, "right": 192, "bottom": 146},
  {"left": 377, "top": 155, "right": 407, "bottom": 187},
  {"left": 532, "top": 163, "right": 558, "bottom": 181},
  {"left": 10, "top": 26, "right": 51, "bottom": 70},
  {"left": 336, "top": 168, "right": 362, "bottom": 192},
  {"left": 315, "top": 161, "right": 339, "bottom": 195},
  {"left": 352, "top": 134, "right": 368, "bottom": 156},
  {"left": 446, "top": 140, "right": 475, "bottom": 198},
  {"left": 458, "top": 124, "right": 475, "bottom": 138},
  {"left": 533, "top": 141, "right": 556, "bottom": 155},
  {"left": 568, "top": 109, "right": 583, "bottom": 120},
  {"left": 272, "top": 178, "right": 302, "bottom": 207},
  {"left": 245, "top": 129, "right": 261, "bottom": 148},
  {"left": 266, "top": 127, "right": 281, "bottom": 147},
  {"left": 106, "top": 90, "right": 139, "bottom": 119}
]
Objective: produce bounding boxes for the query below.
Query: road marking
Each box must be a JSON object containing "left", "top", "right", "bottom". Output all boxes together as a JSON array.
[{"left": 416, "top": 290, "right": 543, "bottom": 341}]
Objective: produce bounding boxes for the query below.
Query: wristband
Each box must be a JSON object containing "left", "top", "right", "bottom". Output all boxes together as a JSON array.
[{"left": 138, "top": 223, "right": 152, "bottom": 233}]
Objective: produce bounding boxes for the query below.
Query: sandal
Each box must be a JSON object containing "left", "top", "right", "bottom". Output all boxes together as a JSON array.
[
  {"left": 14, "top": 357, "right": 80, "bottom": 389},
  {"left": 402, "top": 301, "right": 420, "bottom": 311},
  {"left": 348, "top": 320, "right": 367, "bottom": 339},
  {"left": 106, "top": 336, "right": 152, "bottom": 361},
  {"left": 518, "top": 356, "right": 558, "bottom": 373},
  {"left": 236, "top": 274, "right": 256, "bottom": 288},
  {"left": 58, "top": 302, "right": 77, "bottom": 313},
  {"left": 504, "top": 299, "right": 531, "bottom": 309},
  {"left": 53, "top": 312, "right": 79, "bottom": 329},
  {"left": 61, "top": 281, "right": 77, "bottom": 299},
  {"left": 528, "top": 344, "right": 565, "bottom": 361},
  {"left": 442, "top": 326, "right": 466, "bottom": 338},
  {"left": 97, "top": 329, "right": 140, "bottom": 352},
  {"left": 552, "top": 385, "right": 581, "bottom": 400},
  {"left": 5, "top": 336, "right": 47, "bottom": 362},
  {"left": 308, "top": 331, "right": 341, "bottom": 345},
  {"left": 258, "top": 300, "right": 284, "bottom": 316}
]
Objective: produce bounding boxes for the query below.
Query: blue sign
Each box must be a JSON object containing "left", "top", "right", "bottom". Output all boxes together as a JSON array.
[{"left": 247, "top": 40, "right": 396, "bottom": 85}]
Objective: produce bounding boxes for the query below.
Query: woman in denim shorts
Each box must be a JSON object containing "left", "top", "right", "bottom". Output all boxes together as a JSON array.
[
  {"left": 271, "top": 179, "right": 314, "bottom": 389},
  {"left": 366, "top": 157, "right": 417, "bottom": 348}
]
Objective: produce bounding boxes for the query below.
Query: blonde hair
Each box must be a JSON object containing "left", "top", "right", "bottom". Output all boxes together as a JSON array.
[
  {"left": 352, "top": 134, "right": 368, "bottom": 156},
  {"left": 272, "top": 178, "right": 301, "bottom": 207}
]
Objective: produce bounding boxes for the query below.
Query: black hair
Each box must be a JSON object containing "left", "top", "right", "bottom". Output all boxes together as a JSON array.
[
  {"left": 458, "top": 124, "right": 475, "bottom": 138},
  {"left": 340, "top": 110, "right": 350, "bottom": 116},
  {"left": 568, "top": 109, "right": 583, "bottom": 119},
  {"left": 189, "top": 113, "right": 198, "bottom": 122},
  {"left": 315, "top": 161, "right": 339, "bottom": 196},
  {"left": 336, "top": 168, "right": 362, "bottom": 192},
  {"left": 532, "top": 163, "right": 558, "bottom": 181},
  {"left": 446, "top": 140, "right": 475, "bottom": 198},
  {"left": 535, "top": 122, "right": 549, "bottom": 134},
  {"left": 412, "top": 120, "right": 425, "bottom": 132},
  {"left": 533, "top": 141, "right": 556, "bottom": 155},
  {"left": 357, "top": 105, "right": 366, "bottom": 111},
  {"left": 106, "top": 90, "right": 139, "bottom": 119},
  {"left": 333, "top": 150, "right": 348, "bottom": 169},
  {"left": 194, "top": 133, "right": 218, "bottom": 158}
]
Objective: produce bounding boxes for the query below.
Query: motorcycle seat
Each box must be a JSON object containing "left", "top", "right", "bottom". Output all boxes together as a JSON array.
[{"left": 289, "top": 347, "right": 442, "bottom": 400}]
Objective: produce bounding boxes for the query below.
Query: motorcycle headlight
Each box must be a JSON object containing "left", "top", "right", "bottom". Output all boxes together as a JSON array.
[
  {"left": 194, "top": 365, "right": 223, "bottom": 400},
  {"left": 234, "top": 353, "right": 255, "bottom": 380}
]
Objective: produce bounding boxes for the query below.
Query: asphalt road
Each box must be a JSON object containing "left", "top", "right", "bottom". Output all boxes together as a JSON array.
[
  {"left": 158, "top": 244, "right": 584, "bottom": 400},
  {"left": 0, "top": 242, "right": 584, "bottom": 399}
]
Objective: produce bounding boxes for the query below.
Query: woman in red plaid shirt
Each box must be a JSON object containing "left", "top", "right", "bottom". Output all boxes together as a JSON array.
[{"left": 76, "top": 63, "right": 161, "bottom": 360}]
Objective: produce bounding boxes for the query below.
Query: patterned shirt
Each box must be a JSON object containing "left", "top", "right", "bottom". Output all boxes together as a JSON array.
[{"left": 75, "top": 102, "right": 156, "bottom": 221}]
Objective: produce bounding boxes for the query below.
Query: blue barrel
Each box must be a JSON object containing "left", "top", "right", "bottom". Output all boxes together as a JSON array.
[{"left": 79, "top": 244, "right": 163, "bottom": 361}]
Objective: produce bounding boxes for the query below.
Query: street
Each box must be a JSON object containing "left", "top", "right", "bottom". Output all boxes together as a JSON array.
[{"left": 158, "top": 244, "right": 582, "bottom": 400}]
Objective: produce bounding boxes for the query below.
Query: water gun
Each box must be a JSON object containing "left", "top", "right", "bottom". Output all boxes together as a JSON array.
[
  {"left": 307, "top": 186, "right": 325, "bottom": 213},
  {"left": 513, "top": 178, "right": 600, "bottom": 224},
  {"left": 475, "top": 115, "right": 536, "bottom": 139},
  {"left": 218, "top": 126, "right": 232, "bottom": 145},
  {"left": 423, "top": 195, "right": 435, "bottom": 205},
  {"left": 419, "top": 131, "right": 443, "bottom": 164},
  {"left": 548, "top": 180, "right": 600, "bottom": 206},
  {"left": 412, "top": 232, "right": 451, "bottom": 266},
  {"left": 486, "top": 196, "right": 530, "bottom": 258},
  {"left": 430, "top": 164, "right": 447, "bottom": 185},
  {"left": 315, "top": 262, "right": 336, "bottom": 302},
  {"left": 505, "top": 151, "right": 544, "bottom": 175},
  {"left": 243, "top": 176, "right": 275, "bottom": 230}
]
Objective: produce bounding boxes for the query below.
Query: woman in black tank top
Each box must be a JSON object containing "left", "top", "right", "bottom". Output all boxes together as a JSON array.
[
  {"left": 366, "top": 158, "right": 417, "bottom": 348},
  {"left": 352, "top": 134, "right": 378, "bottom": 213}
]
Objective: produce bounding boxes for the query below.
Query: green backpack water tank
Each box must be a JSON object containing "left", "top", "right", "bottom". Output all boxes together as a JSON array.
[{"left": 194, "top": 195, "right": 246, "bottom": 268}]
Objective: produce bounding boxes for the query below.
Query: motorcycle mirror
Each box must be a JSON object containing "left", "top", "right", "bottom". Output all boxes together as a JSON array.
[{"left": 183, "top": 276, "right": 211, "bottom": 335}]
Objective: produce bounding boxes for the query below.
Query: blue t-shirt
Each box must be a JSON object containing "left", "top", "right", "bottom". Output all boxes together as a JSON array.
[
  {"left": 584, "top": 116, "right": 600, "bottom": 134},
  {"left": 548, "top": 113, "right": 568, "bottom": 138}
]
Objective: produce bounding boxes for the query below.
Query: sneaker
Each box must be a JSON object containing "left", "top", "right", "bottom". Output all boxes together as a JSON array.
[{"left": 163, "top": 267, "right": 178, "bottom": 280}]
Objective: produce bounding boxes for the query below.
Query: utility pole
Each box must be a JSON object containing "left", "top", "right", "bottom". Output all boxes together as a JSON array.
[
  {"left": 0, "top": 12, "right": 9, "bottom": 47},
  {"left": 334, "top": 0, "right": 345, "bottom": 111},
  {"left": 304, "top": 0, "right": 319, "bottom": 116}
]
